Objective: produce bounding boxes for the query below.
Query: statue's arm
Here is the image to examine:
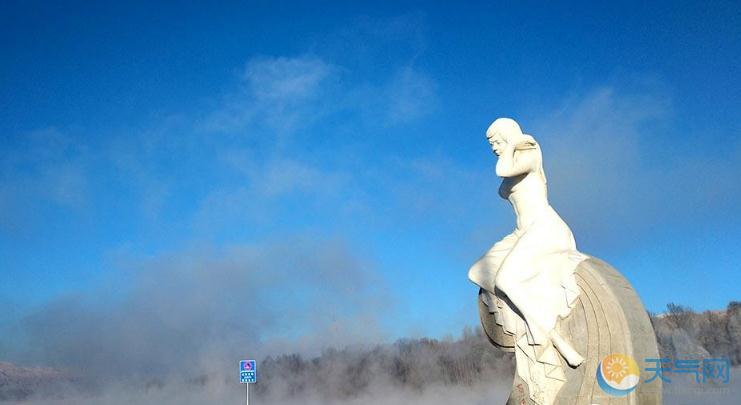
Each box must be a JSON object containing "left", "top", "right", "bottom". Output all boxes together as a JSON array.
[{"left": 495, "top": 142, "right": 538, "bottom": 177}]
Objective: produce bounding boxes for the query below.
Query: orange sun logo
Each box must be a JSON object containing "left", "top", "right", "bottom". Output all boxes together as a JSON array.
[
  {"left": 604, "top": 356, "right": 630, "bottom": 382},
  {"left": 597, "top": 353, "right": 640, "bottom": 396}
]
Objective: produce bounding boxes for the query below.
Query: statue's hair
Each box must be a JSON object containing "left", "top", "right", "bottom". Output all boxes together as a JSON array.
[{"left": 486, "top": 117, "right": 523, "bottom": 139}]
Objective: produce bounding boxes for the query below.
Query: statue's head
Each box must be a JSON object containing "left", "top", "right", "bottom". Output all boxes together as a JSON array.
[{"left": 486, "top": 118, "right": 523, "bottom": 156}]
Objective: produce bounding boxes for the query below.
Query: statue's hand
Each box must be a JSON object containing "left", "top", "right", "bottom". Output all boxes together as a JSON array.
[{"left": 514, "top": 134, "right": 537, "bottom": 150}]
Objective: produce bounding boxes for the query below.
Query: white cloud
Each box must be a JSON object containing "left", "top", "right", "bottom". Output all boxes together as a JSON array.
[
  {"left": 190, "top": 154, "right": 351, "bottom": 234},
  {"left": 204, "top": 54, "right": 437, "bottom": 138},
  {"left": 203, "top": 56, "right": 335, "bottom": 135},
  {"left": 244, "top": 57, "right": 332, "bottom": 103}
]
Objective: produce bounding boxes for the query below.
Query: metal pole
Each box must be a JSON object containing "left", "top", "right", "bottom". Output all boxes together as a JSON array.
[{"left": 245, "top": 383, "right": 249, "bottom": 405}]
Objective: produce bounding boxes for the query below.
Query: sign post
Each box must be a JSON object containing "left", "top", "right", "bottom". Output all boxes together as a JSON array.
[{"left": 239, "top": 360, "right": 257, "bottom": 405}]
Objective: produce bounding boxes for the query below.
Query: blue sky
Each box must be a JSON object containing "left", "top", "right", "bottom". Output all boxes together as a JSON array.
[{"left": 1, "top": 1, "right": 740, "bottom": 365}]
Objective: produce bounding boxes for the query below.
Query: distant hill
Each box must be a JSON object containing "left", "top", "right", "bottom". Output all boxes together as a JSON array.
[
  {"left": 652, "top": 301, "right": 741, "bottom": 365},
  {"left": 0, "top": 361, "right": 73, "bottom": 401}
]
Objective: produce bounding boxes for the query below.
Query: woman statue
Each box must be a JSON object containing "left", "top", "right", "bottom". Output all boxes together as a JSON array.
[{"left": 468, "top": 118, "right": 585, "bottom": 368}]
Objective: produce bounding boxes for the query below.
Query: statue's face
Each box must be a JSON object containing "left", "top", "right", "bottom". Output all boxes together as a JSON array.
[{"left": 487, "top": 131, "right": 506, "bottom": 156}]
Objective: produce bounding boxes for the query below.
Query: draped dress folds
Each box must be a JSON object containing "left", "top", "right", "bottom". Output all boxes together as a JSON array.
[{"left": 468, "top": 203, "right": 585, "bottom": 349}]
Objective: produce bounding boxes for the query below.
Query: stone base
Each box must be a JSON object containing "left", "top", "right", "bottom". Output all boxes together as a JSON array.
[{"left": 479, "top": 256, "right": 662, "bottom": 405}]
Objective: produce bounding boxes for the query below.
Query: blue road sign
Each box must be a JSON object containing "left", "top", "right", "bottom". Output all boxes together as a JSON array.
[
  {"left": 240, "top": 360, "right": 256, "bottom": 372},
  {"left": 240, "top": 371, "right": 256, "bottom": 383},
  {"left": 239, "top": 360, "right": 257, "bottom": 384}
]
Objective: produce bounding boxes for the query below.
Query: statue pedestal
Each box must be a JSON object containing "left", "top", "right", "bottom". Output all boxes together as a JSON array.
[{"left": 479, "top": 257, "right": 662, "bottom": 405}]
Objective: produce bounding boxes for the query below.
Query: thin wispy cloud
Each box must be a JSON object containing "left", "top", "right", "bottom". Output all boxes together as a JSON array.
[
  {"left": 0, "top": 128, "right": 90, "bottom": 232},
  {"left": 384, "top": 67, "right": 437, "bottom": 125},
  {"left": 531, "top": 86, "right": 741, "bottom": 242},
  {"left": 204, "top": 56, "right": 335, "bottom": 135}
]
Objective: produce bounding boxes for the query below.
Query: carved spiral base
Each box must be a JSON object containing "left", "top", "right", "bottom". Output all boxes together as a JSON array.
[{"left": 479, "top": 256, "right": 662, "bottom": 405}]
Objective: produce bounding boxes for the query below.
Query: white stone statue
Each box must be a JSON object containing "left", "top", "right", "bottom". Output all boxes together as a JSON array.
[
  {"left": 469, "top": 118, "right": 662, "bottom": 405},
  {"left": 469, "top": 118, "right": 586, "bottom": 402}
]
